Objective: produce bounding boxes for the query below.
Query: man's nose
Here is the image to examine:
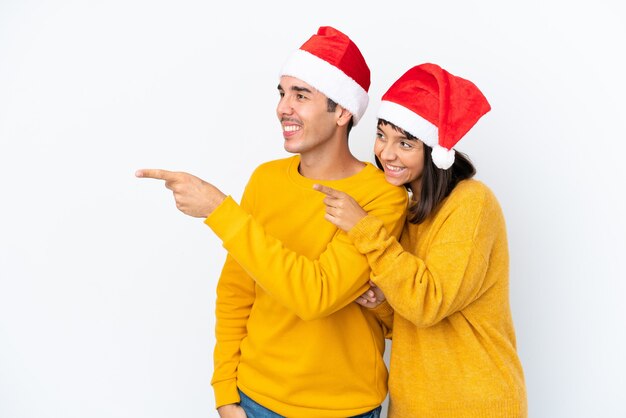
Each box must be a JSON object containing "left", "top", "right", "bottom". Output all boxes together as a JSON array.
[{"left": 277, "top": 96, "right": 293, "bottom": 116}]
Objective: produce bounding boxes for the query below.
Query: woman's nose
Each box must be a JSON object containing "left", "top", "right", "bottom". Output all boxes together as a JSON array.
[{"left": 379, "top": 142, "right": 396, "bottom": 161}]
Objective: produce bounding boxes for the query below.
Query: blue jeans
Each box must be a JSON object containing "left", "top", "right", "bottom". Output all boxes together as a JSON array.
[{"left": 238, "top": 389, "right": 382, "bottom": 418}]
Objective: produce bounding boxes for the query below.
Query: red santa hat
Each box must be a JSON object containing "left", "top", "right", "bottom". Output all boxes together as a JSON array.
[
  {"left": 280, "top": 26, "right": 370, "bottom": 125},
  {"left": 377, "top": 63, "right": 491, "bottom": 169}
]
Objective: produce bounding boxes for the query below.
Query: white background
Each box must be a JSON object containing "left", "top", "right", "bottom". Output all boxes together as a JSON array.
[{"left": 1, "top": 1, "right": 624, "bottom": 417}]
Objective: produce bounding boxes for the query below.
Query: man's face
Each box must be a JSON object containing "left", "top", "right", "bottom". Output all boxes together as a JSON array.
[{"left": 276, "top": 76, "right": 340, "bottom": 155}]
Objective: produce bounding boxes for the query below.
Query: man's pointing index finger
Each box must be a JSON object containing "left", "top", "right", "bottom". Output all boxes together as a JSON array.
[{"left": 135, "top": 169, "right": 174, "bottom": 180}]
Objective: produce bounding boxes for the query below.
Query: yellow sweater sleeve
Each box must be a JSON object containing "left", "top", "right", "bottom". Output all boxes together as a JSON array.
[
  {"left": 205, "top": 190, "right": 406, "bottom": 321},
  {"left": 211, "top": 253, "right": 255, "bottom": 408},
  {"left": 369, "top": 300, "right": 394, "bottom": 338},
  {"left": 348, "top": 183, "right": 499, "bottom": 327},
  {"left": 211, "top": 187, "right": 257, "bottom": 408}
]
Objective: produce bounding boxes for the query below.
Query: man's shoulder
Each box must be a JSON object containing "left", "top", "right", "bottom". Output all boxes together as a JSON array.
[
  {"left": 250, "top": 156, "right": 297, "bottom": 177},
  {"left": 354, "top": 163, "right": 408, "bottom": 208},
  {"left": 362, "top": 163, "right": 407, "bottom": 195},
  {"left": 360, "top": 163, "right": 394, "bottom": 185}
]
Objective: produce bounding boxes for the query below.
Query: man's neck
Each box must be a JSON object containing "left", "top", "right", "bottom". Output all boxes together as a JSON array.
[{"left": 298, "top": 145, "right": 365, "bottom": 181}]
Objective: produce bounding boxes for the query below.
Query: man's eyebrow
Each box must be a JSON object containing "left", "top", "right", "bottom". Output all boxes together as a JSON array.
[
  {"left": 291, "top": 85, "right": 313, "bottom": 94},
  {"left": 276, "top": 84, "right": 314, "bottom": 94}
]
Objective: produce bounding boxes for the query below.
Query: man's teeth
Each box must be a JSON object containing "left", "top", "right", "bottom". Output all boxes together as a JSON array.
[{"left": 284, "top": 125, "right": 301, "bottom": 132}]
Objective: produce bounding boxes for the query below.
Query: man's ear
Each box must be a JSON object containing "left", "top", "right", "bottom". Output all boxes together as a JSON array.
[{"left": 336, "top": 106, "right": 353, "bottom": 127}]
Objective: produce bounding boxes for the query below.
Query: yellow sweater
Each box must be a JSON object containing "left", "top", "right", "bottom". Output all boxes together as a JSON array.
[
  {"left": 349, "top": 180, "right": 527, "bottom": 418},
  {"left": 205, "top": 156, "right": 407, "bottom": 417}
]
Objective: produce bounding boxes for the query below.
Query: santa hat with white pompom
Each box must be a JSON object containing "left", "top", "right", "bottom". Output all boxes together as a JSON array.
[
  {"left": 280, "top": 26, "right": 370, "bottom": 126},
  {"left": 377, "top": 63, "right": 491, "bottom": 169}
]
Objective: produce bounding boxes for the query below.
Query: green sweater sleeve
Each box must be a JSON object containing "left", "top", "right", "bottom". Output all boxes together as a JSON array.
[{"left": 348, "top": 184, "right": 500, "bottom": 328}]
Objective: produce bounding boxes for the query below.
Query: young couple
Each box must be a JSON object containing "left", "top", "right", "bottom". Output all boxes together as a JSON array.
[{"left": 137, "top": 26, "right": 527, "bottom": 418}]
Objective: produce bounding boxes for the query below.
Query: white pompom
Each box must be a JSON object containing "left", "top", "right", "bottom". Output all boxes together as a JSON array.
[{"left": 431, "top": 145, "right": 455, "bottom": 170}]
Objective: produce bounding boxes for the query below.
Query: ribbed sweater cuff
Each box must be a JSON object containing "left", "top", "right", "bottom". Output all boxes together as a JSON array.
[
  {"left": 348, "top": 215, "right": 384, "bottom": 250},
  {"left": 204, "top": 196, "right": 249, "bottom": 243},
  {"left": 212, "top": 378, "right": 241, "bottom": 409},
  {"left": 371, "top": 299, "right": 394, "bottom": 317}
]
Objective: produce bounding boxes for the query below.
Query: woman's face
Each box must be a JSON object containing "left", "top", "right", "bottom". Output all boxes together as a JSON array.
[{"left": 374, "top": 123, "right": 425, "bottom": 192}]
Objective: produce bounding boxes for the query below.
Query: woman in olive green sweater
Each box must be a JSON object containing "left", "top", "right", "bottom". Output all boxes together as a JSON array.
[{"left": 315, "top": 63, "right": 527, "bottom": 418}]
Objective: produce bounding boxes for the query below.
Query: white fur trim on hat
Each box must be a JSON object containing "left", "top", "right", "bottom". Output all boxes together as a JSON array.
[
  {"left": 377, "top": 100, "right": 438, "bottom": 146},
  {"left": 379, "top": 100, "right": 459, "bottom": 169},
  {"left": 280, "top": 49, "right": 369, "bottom": 125},
  {"left": 431, "top": 145, "right": 455, "bottom": 169}
]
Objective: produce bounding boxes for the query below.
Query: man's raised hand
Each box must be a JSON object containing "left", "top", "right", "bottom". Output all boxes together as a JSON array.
[{"left": 136, "top": 169, "right": 226, "bottom": 218}]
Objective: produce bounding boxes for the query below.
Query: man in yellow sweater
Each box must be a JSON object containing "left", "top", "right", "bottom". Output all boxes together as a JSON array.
[{"left": 136, "top": 27, "right": 407, "bottom": 417}]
